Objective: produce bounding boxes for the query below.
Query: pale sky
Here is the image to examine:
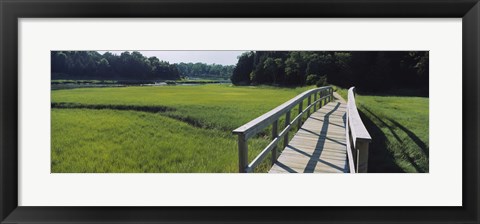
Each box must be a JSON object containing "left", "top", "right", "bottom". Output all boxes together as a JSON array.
[{"left": 97, "top": 51, "right": 246, "bottom": 65}]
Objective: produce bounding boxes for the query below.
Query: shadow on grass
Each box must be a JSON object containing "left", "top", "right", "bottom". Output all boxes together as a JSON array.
[
  {"left": 52, "top": 102, "right": 215, "bottom": 130},
  {"left": 387, "top": 118, "right": 429, "bottom": 158},
  {"left": 358, "top": 109, "right": 404, "bottom": 173},
  {"left": 52, "top": 102, "right": 174, "bottom": 113},
  {"left": 361, "top": 107, "right": 427, "bottom": 173}
]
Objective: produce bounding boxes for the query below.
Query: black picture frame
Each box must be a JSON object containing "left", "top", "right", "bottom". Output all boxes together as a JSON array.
[{"left": 1, "top": 0, "right": 479, "bottom": 223}]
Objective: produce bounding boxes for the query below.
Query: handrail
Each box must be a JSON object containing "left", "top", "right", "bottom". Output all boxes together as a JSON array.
[
  {"left": 346, "top": 87, "right": 372, "bottom": 173},
  {"left": 345, "top": 109, "right": 356, "bottom": 173},
  {"left": 232, "top": 86, "right": 334, "bottom": 173}
]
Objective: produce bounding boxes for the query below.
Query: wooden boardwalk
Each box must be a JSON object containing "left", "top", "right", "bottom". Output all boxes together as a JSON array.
[{"left": 269, "top": 93, "right": 348, "bottom": 173}]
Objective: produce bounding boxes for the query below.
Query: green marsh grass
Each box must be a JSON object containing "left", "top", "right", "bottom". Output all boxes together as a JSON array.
[
  {"left": 52, "top": 109, "right": 271, "bottom": 172},
  {"left": 51, "top": 85, "right": 315, "bottom": 173},
  {"left": 52, "top": 85, "right": 313, "bottom": 131}
]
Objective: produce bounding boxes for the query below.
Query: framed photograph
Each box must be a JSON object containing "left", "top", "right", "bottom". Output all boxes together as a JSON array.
[{"left": 1, "top": 0, "right": 479, "bottom": 223}]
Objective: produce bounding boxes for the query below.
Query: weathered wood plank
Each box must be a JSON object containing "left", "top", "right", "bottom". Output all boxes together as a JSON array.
[
  {"left": 286, "top": 142, "right": 346, "bottom": 151},
  {"left": 278, "top": 153, "right": 347, "bottom": 165},
  {"left": 280, "top": 145, "right": 346, "bottom": 155},
  {"left": 279, "top": 149, "right": 346, "bottom": 161},
  {"left": 269, "top": 97, "right": 348, "bottom": 174}
]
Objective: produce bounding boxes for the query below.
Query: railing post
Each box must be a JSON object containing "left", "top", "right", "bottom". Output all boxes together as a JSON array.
[
  {"left": 330, "top": 88, "right": 334, "bottom": 102},
  {"left": 284, "top": 110, "right": 291, "bottom": 147},
  {"left": 238, "top": 133, "right": 248, "bottom": 173},
  {"left": 233, "top": 87, "right": 339, "bottom": 173},
  {"left": 351, "top": 133, "right": 357, "bottom": 166},
  {"left": 355, "top": 139, "right": 370, "bottom": 173},
  {"left": 313, "top": 92, "right": 318, "bottom": 111},
  {"left": 326, "top": 89, "right": 330, "bottom": 103},
  {"left": 307, "top": 95, "right": 311, "bottom": 117},
  {"left": 319, "top": 91, "right": 323, "bottom": 107},
  {"left": 271, "top": 120, "right": 278, "bottom": 165},
  {"left": 297, "top": 101, "right": 303, "bottom": 130}
]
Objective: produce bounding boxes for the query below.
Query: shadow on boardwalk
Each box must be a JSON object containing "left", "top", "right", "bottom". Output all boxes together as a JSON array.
[
  {"left": 270, "top": 101, "right": 347, "bottom": 173},
  {"left": 304, "top": 102, "right": 341, "bottom": 173}
]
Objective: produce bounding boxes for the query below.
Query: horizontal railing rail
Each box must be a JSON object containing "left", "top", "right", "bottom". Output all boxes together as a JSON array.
[
  {"left": 346, "top": 87, "right": 372, "bottom": 173},
  {"left": 232, "top": 86, "right": 334, "bottom": 173}
]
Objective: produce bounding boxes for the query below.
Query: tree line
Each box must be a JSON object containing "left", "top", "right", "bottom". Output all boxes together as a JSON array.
[
  {"left": 231, "top": 51, "right": 429, "bottom": 95},
  {"left": 176, "top": 62, "right": 234, "bottom": 79},
  {"left": 51, "top": 51, "right": 234, "bottom": 81}
]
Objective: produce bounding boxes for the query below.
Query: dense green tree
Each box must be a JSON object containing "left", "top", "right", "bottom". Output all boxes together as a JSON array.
[
  {"left": 231, "top": 51, "right": 429, "bottom": 96},
  {"left": 97, "top": 58, "right": 111, "bottom": 76},
  {"left": 51, "top": 52, "right": 68, "bottom": 74},
  {"left": 51, "top": 51, "right": 185, "bottom": 81},
  {"left": 285, "top": 52, "right": 309, "bottom": 86},
  {"left": 231, "top": 51, "right": 254, "bottom": 85},
  {"left": 175, "top": 62, "right": 234, "bottom": 79},
  {"left": 263, "top": 57, "right": 284, "bottom": 85}
]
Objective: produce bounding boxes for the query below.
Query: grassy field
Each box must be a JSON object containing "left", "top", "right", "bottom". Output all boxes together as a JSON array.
[
  {"left": 52, "top": 85, "right": 316, "bottom": 131},
  {"left": 52, "top": 84, "right": 428, "bottom": 173},
  {"left": 334, "top": 87, "right": 429, "bottom": 173},
  {"left": 51, "top": 85, "right": 314, "bottom": 173},
  {"left": 52, "top": 109, "right": 270, "bottom": 172}
]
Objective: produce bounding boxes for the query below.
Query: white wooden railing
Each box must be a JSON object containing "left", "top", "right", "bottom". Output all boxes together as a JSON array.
[
  {"left": 232, "top": 86, "right": 334, "bottom": 173},
  {"left": 345, "top": 87, "right": 372, "bottom": 173}
]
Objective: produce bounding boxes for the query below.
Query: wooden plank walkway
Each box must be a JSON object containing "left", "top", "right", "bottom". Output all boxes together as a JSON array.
[{"left": 269, "top": 93, "right": 348, "bottom": 173}]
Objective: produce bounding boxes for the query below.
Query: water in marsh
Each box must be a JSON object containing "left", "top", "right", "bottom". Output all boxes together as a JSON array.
[{"left": 51, "top": 81, "right": 231, "bottom": 90}]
